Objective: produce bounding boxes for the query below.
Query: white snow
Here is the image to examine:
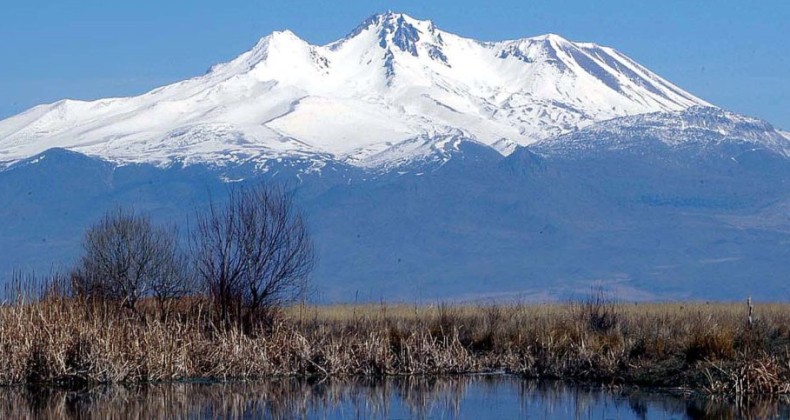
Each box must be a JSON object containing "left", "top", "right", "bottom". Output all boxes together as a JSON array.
[
  {"left": 0, "top": 11, "right": 712, "bottom": 168},
  {"left": 534, "top": 106, "right": 790, "bottom": 158}
]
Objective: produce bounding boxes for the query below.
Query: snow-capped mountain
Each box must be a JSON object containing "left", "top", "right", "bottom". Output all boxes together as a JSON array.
[
  {"left": 5, "top": 12, "right": 790, "bottom": 303},
  {"left": 0, "top": 11, "right": 709, "bottom": 169}
]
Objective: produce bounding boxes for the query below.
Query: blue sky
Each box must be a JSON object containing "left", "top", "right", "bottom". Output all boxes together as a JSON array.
[{"left": 1, "top": 0, "right": 788, "bottom": 127}]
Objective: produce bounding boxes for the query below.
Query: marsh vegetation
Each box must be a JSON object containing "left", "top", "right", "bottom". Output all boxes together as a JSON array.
[
  {"left": 2, "top": 286, "right": 790, "bottom": 397},
  {"left": 3, "top": 184, "right": 790, "bottom": 399}
]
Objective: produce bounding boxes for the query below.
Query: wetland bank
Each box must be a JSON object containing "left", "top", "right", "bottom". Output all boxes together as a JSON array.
[
  {"left": 4, "top": 298, "right": 790, "bottom": 418},
  {"left": 3, "top": 293, "right": 790, "bottom": 395}
]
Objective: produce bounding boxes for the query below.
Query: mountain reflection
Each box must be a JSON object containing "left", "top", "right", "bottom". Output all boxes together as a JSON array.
[{"left": 2, "top": 376, "right": 789, "bottom": 419}]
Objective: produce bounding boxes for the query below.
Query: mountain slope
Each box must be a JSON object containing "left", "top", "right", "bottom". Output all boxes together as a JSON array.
[
  {"left": 0, "top": 12, "right": 708, "bottom": 168},
  {"left": 534, "top": 106, "right": 790, "bottom": 157}
]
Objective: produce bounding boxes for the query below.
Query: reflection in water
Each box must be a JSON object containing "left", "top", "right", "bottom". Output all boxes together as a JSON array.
[{"left": 1, "top": 376, "right": 789, "bottom": 419}]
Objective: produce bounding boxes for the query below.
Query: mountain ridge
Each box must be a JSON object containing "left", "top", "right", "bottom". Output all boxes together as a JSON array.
[{"left": 0, "top": 11, "right": 711, "bottom": 170}]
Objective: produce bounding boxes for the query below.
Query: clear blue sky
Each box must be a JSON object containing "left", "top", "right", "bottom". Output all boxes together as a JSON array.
[{"left": 2, "top": 0, "right": 789, "bottom": 128}]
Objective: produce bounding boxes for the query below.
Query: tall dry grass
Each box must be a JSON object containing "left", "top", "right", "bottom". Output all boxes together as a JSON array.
[{"left": 2, "top": 293, "right": 790, "bottom": 395}]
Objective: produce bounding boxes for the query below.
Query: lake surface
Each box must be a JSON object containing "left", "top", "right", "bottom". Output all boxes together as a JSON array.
[{"left": 2, "top": 375, "right": 789, "bottom": 419}]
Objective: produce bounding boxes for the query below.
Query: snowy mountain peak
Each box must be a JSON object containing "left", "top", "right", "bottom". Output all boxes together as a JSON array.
[
  {"left": 533, "top": 33, "right": 571, "bottom": 44},
  {"left": 0, "top": 12, "right": 718, "bottom": 169},
  {"left": 334, "top": 11, "right": 447, "bottom": 66},
  {"left": 250, "top": 29, "right": 306, "bottom": 54},
  {"left": 210, "top": 29, "right": 319, "bottom": 78},
  {"left": 372, "top": 11, "right": 441, "bottom": 53},
  {"left": 345, "top": 12, "right": 437, "bottom": 42}
]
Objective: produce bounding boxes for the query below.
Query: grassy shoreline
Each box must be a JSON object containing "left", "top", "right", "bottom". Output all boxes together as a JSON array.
[{"left": 2, "top": 297, "right": 790, "bottom": 395}]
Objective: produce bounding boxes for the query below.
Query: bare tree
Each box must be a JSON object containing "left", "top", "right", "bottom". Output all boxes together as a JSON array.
[
  {"left": 149, "top": 231, "right": 193, "bottom": 318},
  {"left": 73, "top": 209, "right": 186, "bottom": 314},
  {"left": 193, "top": 184, "right": 315, "bottom": 329}
]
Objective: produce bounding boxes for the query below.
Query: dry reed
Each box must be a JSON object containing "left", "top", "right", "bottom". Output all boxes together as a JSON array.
[{"left": 2, "top": 295, "right": 790, "bottom": 396}]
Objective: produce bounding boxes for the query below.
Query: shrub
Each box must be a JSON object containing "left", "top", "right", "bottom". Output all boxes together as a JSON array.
[{"left": 192, "top": 184, "right": 315, "bottom": 331}]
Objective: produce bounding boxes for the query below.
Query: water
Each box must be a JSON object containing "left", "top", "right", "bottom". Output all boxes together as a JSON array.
[{"left": 2, "top": 375, "right": 789, "bottom": 419}]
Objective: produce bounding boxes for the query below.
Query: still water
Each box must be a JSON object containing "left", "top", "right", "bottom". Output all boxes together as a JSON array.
[{"left": 2, "top": 375, "right": 789, "bottom": 419}]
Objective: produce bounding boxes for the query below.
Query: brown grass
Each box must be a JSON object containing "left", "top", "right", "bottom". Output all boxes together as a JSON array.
[{"left": 1, "top": 295, "right": 790, "bottom": 395}]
